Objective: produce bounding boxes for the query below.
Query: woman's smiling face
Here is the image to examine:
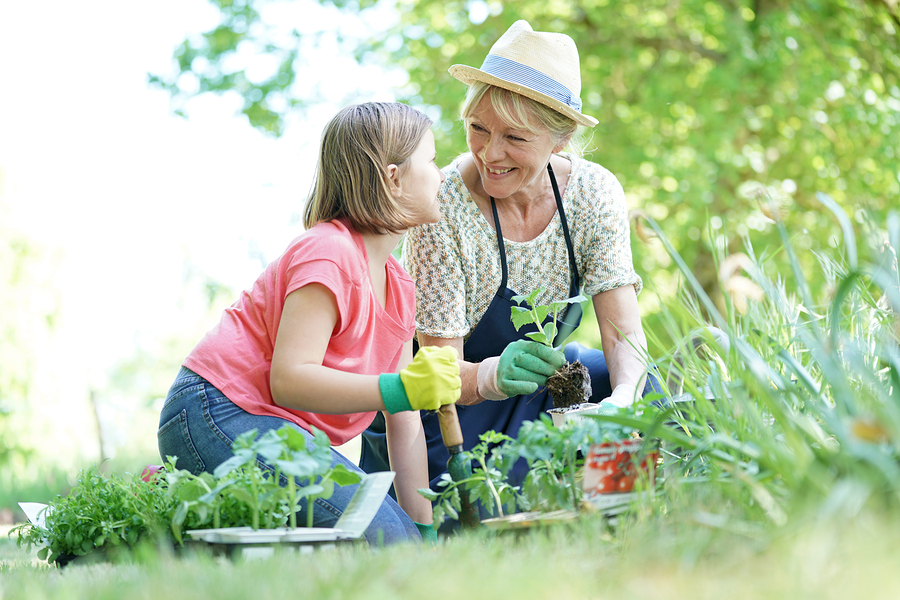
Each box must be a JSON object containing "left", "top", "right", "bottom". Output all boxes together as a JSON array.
[{"left": 465, "top": 95, "right": 561, "bottom": 201}]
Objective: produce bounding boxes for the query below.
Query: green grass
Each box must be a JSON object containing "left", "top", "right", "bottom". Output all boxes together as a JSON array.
[
  {"left": 3, "top": 508, "right": 900, "bottom": 600},
  {"left": 3, "top": 197, "right": 899, "bottom": 597}
]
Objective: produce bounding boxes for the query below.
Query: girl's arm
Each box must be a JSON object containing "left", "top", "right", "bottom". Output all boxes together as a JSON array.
[
  {"left": 592, "top": 285, "right": 649, "bottom": 394},
  {"left": 270, "top": 283, "right": 385, "bottom": 413},
  {"left": 384, "top": 340, "right": 434, "bottom": 523}
]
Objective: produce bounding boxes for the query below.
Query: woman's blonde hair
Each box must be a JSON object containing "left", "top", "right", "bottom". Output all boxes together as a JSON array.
[
  {"left": 304, "top": 102, "right": 433, "bottom": 234},
  {"left": 460, "top": 82, "right": 582, "bottom": 155}
]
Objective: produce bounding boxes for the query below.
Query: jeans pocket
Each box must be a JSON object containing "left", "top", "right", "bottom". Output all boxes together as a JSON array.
[{"left": 157, "top": 409, "right": 205, "bottom": 474}]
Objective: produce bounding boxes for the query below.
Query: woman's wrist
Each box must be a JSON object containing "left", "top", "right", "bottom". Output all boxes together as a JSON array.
[{"left": 476, "top": 356, "right": 507, "bottom": 400}]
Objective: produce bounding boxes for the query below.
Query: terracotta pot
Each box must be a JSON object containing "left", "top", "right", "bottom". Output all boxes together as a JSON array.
[{"left": 582, "top": 439, "right": 659, "bottom": 495}]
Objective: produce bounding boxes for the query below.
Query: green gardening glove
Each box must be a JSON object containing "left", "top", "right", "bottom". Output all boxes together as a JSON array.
[
  {"left": 495, "top": 340, "right": 566, "bottom": 397},
  {"left": 380, "top": 346, "right": 461, "bottom": 414}
]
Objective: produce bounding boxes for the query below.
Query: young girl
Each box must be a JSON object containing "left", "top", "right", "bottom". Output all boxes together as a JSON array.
[{"left": 157, "top": 102, "right": 460, "bottom": 545}]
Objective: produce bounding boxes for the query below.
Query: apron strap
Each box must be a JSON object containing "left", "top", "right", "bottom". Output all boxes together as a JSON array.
[
  {"left": 489, "top": 197, "right": 509, "bottom": 293},
  {"left": 547, "top": 163, "right": 581, "bottom": 296}
]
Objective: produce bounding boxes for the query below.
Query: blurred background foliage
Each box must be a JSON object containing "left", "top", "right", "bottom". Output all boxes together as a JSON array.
[
  {"left": 0, "top": 194, "right": 59, "bottom": 475},
  {"left": 149, "top": 0, "right": 900, "bottom": 353}
]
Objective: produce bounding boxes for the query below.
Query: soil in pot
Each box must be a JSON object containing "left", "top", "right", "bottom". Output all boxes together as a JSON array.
[{"left": 546, "top": 360, "right": 592, "bottom": 409}]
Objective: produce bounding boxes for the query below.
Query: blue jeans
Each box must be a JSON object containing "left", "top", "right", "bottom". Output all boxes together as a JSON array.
[{"left": 157, "top": 367, "right": 420, "bottom": 546}]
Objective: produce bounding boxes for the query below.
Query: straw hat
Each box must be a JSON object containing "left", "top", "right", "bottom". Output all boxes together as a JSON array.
[{"left": 449, "top": 20, "right": 598, "bottom": 127}]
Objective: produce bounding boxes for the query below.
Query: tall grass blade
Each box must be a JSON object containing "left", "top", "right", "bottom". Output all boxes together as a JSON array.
[{"left": 816, "top": 191, "right": 858, "bottom": 271}]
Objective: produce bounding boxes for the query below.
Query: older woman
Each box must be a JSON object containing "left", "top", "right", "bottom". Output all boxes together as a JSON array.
[{"left": 361, "top": 20, "right": 657, "bottom": 496}]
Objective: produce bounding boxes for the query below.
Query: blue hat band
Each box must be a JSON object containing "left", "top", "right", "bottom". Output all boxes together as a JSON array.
[{"left": 480, "top": 54, "right": 583, "bottom": 113}]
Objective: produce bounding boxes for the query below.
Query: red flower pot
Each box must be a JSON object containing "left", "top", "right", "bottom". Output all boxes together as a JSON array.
[{"left": 583, "top": 439, "right": 658, "bottom": 495}]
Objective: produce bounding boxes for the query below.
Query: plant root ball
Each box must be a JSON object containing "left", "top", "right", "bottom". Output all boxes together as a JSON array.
[{"left": 547, "top": 360, "right": 592, "bottom": 409}]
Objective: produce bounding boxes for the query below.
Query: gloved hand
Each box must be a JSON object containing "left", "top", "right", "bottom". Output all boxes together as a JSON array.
[
  {"left": 414, "top": 521, "right": 437, "bottom": 545},
  {"left": 379, "top": 346, "right": 461, "bottom": 413},
  {"left": 604, "top": 384, "right": 637, "bottom": 408},
  {"left": 477, "top": 340, "right": 565, "bottom": 400}
]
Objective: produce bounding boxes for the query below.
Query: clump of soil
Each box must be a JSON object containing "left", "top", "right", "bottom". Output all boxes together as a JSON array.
[{"left": 547, "top": 360, "right": 592, "bottom": 409}]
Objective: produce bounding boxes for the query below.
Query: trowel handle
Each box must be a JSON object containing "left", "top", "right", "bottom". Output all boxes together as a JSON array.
[{"left": 437, "top": 404, "right": 464, "bottom": 448}]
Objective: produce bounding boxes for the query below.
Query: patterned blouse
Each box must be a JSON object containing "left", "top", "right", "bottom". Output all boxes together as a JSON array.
[{"left": 401, "top": 152, "right": 642, "bottom": 341}]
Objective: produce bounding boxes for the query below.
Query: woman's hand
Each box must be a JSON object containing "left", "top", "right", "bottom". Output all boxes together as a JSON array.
[{"left": 477, "top": 340, "right": 565, "bottom": 400}]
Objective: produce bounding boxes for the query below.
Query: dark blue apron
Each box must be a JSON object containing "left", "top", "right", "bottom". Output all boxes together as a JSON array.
[{"left": 360, "top": 163, "right": 599, "bottom": 492}]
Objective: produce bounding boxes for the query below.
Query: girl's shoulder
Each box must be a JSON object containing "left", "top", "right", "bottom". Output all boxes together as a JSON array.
[{"left": 284, "top": 219, "right": 363, "bottom": 271}]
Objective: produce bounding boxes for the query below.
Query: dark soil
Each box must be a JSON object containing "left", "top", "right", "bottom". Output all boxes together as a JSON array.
[{"left": 546, "top": 360, "right": 592, "bottom": 409}]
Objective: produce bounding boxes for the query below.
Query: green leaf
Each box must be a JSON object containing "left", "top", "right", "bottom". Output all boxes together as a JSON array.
[
  {"left": 276, "top": 453, "right": 320, "bottom": 479},
  {"left": 542, "top": 322, "right": 558, "bottom": 344},
  {"left": 295, "top": 484, "right": 326, "bottom": 499},
  {"left": 418, "top": 488, "right": 439, "bottom": 501},
  {"left": 525, "top": 332, "right": 550, "bottom": 345},
  {"left": 511, "top": 306, "right": 533, "bottom": 331},
  {"left": 253, "top": 429, "right": 286, "bottom": 462},
  {"left": 280, "top": 426, "right": 309, "bottom": 452},
  {"left": 533, "top": 306, "right": 550, "bottom": 324},
  {"left": 329, "top": 465, "right": 363, "bottom": 486},
  {"left": 213, "top": 454, "right": 252, "bottom": 479},
  {"left": 228, "top": 488, "right": 256, "bottom": 506},
  {"left": 549, "top": 294, "right": 588, "bottom": 312}
]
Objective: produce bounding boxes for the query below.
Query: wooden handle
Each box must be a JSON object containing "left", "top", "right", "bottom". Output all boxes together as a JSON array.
[{"left": 437, "top": 404, "right": 464, "bottom": 448}]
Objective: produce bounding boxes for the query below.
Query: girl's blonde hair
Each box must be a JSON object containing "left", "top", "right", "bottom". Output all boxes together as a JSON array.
[
  {"left": 304, "top": 102, "right": 433, "bottom": 234},
  {"left": 460, "top": 82, "right": 582, "bottom": 155}
]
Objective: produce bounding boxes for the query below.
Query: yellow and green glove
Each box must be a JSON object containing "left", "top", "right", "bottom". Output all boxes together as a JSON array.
[{"left": 380, "top": 346, "right": 461, "bottom": 413}]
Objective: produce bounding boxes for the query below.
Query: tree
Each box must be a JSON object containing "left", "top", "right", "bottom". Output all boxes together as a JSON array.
[
  {"left": 151, "top": 0, "right": 900, "bottom": 347},
  {"left": 0, "top": 190, "right": 61, "bottom": 471}
]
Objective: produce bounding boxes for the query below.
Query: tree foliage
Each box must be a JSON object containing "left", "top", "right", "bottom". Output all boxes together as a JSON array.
[
  {"left": 0, "top": 196, "right": 61, "bottom": 469},
  {"left": 152, "top": 0, "right": 900, "bottom": 346}
]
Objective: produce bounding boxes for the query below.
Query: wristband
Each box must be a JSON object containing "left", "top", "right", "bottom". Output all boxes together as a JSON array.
[
  {"left": 414, "top": 521, "right": 437, "bottom": 544},
  {"left": 477, "top": 356, "right": 507, "bottom": 401},
  {"left": 379, "top": 374, "right": 413, "bottom": 414}
]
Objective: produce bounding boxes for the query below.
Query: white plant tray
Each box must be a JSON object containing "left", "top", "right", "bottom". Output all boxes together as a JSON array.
[
  {"left": 186, "top": 527, "right": 343, "bottom": 544},
  {"left": 547, "top": 402, "right": 604, "bottom": 427}
]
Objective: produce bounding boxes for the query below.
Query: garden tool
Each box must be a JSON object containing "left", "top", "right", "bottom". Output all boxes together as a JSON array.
[{"left": 437, "top": 403, "right": 480, "bottom": 528}]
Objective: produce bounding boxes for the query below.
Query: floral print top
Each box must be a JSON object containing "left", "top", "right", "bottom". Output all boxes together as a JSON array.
[{"left": 401, "top": 153, "right": 641, "bottom": 341}]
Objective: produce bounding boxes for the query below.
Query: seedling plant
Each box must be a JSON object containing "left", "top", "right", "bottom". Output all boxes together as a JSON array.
[
  {"left": 420, "top": 414, "right": 640, "bottom": 526},
  {"left": 510, "top": 289, "right": 587, "bottom": 348},
  {"left": 511, "top": 289, "right": 593, "bottom": 408},
  {"left": 12, "top": 424, "right": 361, "bottom": 563}
]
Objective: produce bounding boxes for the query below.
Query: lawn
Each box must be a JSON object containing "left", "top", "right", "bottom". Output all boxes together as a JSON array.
[
  {"left": 3, "top": 508, "right": 900, "bottom": 600},
  {"left": 3, "top": 199, "right": 899, "bottom": 599}
]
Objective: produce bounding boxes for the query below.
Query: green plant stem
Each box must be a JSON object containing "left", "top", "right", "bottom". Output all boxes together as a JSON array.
[
  {"left": 288, "top": 478, "right": 297, "bottom": 529},
  {"left": 476, "top": 457, "right": 505, "bottom": 517},
  {"left": 251, "top": 478, "right": 260, "bottom": 530},
  {"left": 307, "top": 480, "right": 315, "bottom": 529}
]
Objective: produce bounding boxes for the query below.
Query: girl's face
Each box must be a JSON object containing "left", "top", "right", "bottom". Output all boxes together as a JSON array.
[
  {"left": 398, "top": 129, "right": 445, "bottom": 225},
  {"left": 466, "top": 96, "right": 560, "bottom": 201}
]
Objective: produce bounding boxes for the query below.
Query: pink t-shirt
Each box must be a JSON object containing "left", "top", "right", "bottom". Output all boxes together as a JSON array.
[{"left": 184, "top": 218, "right": 416, "bottom": 446}]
